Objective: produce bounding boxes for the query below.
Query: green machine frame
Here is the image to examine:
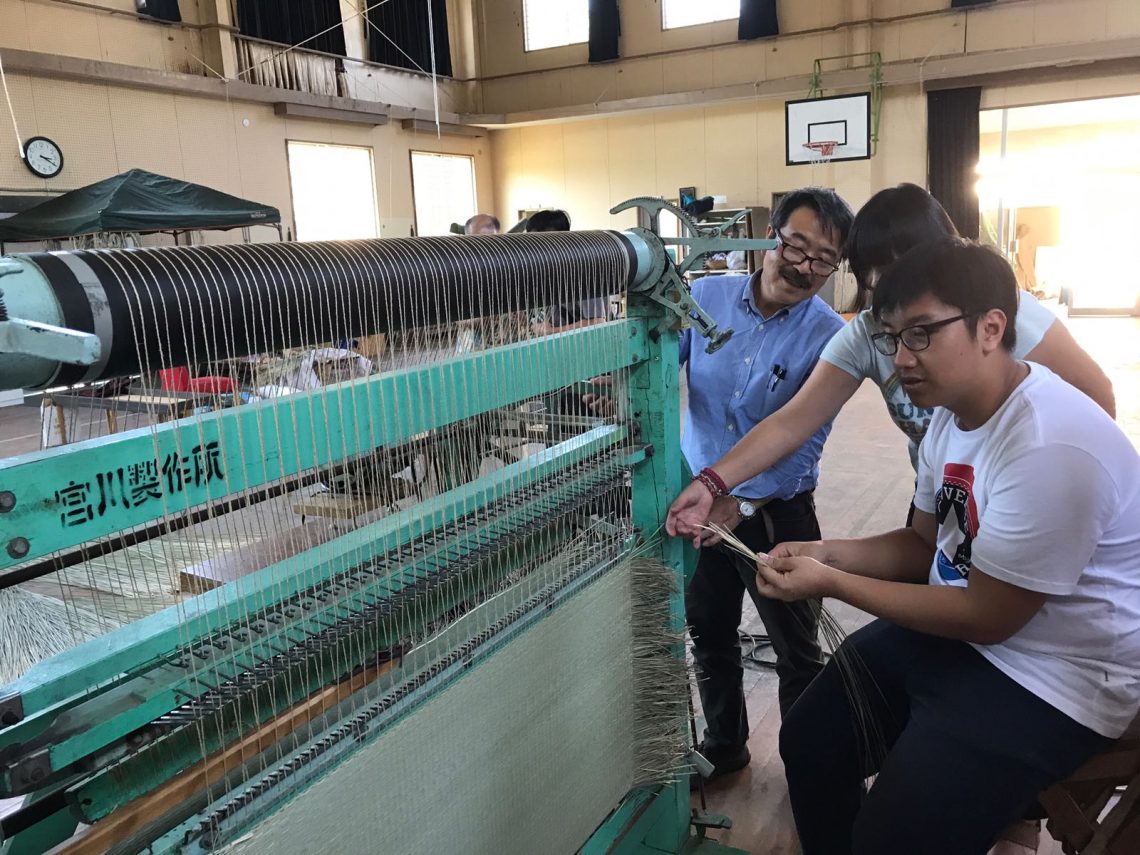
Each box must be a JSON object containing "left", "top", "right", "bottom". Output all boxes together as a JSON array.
[{"left": 0, "top": 200, "right": 774, "bottom": 854}]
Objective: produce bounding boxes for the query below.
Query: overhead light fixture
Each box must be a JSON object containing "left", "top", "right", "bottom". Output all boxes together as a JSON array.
[
  {"left": 274, "top": 102, "right": 389, "bottom": 126},
  {"left": 400, "top": 119, "right": 485, "bottom": 138}
]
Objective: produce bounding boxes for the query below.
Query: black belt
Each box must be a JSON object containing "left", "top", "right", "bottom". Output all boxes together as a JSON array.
[{"left": 737, "top": 488, "right": 815, "bottom": 506}]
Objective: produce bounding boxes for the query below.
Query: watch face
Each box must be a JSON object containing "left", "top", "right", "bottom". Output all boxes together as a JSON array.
[
  {"left": 23, "top": 137, "right": 63, "bottom": 178},
  {"left": 738, "top": 500, "right": 757, "bottom": 518}
]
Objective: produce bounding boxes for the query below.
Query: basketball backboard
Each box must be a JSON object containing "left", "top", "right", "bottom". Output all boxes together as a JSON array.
[{"left": 785, "top": 93, "right": 872, "bottom": 165}]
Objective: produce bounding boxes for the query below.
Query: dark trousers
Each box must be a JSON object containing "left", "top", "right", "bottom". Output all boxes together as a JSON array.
[
  {"left": 780, "top": 619, "right": 1111, "bottom": 855},
  {"left": 686, "top": 491, "right": 824, "bottom": 749}
]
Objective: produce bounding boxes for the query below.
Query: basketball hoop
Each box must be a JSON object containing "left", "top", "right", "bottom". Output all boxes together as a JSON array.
[{"left": 803, "top": 140, "right": 839, "bottom": 164}]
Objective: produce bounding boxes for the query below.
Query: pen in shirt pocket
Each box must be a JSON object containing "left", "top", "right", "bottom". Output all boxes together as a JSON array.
[{"left": 769, "top": 363, "right": 787, "bottom": 391}]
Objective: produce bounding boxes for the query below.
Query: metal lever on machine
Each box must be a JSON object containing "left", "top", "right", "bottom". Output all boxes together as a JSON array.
[
  {"left": 613, "top": 198, "right": 734, "bottom": 352},
  {"left": 620, "top": 223, "right": 731, "bottom": 353},
  {"left": 659, "top": 266, "right": 733, "bottom": 353},
  {"left": 612, "top": 197, "right": 778, "bottom": 354},
  {"left": 0, "top": 315, "right": 100, "bottom": 366},
  {"left": 0, "top": 261, "right": 100, "bottom": 366}
]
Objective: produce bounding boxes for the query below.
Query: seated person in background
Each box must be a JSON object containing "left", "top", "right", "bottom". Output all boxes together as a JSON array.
[
  {"left": 464, "top": 214, "right": 500, "bottom": 235},
  {"left": 756, "top": 238, "right": 1140, "bottom": 855},
  {"left": 457, "top": 214, "right": 502, "bottom": 352},
  {"left": 525, "top": 209, "right": 570, "bottom": 233},
  {"left": 526, "top": 209, "right": 615, "bottom": 333},
  {"left": 522, "top": 208, "right": 616, "bottom": 414}
]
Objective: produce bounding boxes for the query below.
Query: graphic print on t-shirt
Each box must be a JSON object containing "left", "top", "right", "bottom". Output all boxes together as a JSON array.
[
  {"left": 935, "top": 462, "right": 978, "bottom": 582},
  {"left": 882, "top": 374, "right": 935, "bottom": 443}
]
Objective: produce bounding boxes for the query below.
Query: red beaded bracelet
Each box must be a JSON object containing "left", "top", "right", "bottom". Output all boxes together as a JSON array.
[{"left": 694, "top": 467, "right": 728, "bottom": 498}]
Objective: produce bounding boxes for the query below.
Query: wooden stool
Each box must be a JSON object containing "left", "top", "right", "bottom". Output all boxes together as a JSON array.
[{"left": 1039, "top": 713, "right": 1140, "bottom": 854}]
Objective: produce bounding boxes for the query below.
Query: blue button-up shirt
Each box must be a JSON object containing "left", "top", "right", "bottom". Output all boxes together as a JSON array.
[{"left": 680, "top": 274, "right": 844, "bottom": 501}]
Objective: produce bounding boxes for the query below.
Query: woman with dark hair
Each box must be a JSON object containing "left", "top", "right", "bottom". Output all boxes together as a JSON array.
[
  {"left": 845, "top": 182, "right": 959, "bottom": 311},
  {"left": 668, "top": 183, "right": 1115, "bottom": 534}
]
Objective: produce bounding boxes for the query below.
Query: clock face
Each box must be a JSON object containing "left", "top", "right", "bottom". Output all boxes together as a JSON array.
[{"left": 22, "top": 136, "right": 64, "bottom": 179}]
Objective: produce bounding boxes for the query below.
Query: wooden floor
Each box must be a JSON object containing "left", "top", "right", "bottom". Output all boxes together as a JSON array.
[{"left": 690, "top": 314, "right": 1139, "bottom": 854}]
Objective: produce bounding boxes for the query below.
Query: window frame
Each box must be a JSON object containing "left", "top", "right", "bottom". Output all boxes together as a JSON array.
[
  {"left": 522, "top": 0, "right": 589, "bottom": 52},
  {"left": 661, "top": 0, "right": 740, "bottom": 31},
  {"left": 285, "top": 140, "right": 379, "bottom": 242},
  {"left": 409, "top": 150, "right": 479, "bottom": 238}
]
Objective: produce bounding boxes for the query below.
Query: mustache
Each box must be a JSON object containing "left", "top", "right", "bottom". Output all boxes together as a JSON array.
[{"left": 780, "top": 267, "right": 813, "bottom": 290}]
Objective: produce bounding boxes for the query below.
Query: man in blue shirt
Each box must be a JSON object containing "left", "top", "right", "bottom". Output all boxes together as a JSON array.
[{"left": 679, "top": 188, "right": 853, "bottom": 784}]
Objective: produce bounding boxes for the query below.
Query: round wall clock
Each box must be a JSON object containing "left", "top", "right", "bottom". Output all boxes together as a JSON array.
[{"left": 22, "top": 136, "right": 64, "bottom": 179}]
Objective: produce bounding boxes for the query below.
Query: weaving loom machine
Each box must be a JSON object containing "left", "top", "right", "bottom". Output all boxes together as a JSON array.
[{"left": 0, "top": 199, "right": 768, "bottom": 854}]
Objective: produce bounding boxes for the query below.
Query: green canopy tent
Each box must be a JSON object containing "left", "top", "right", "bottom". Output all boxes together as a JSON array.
[{"left": 0, "top": 169, "right": 281, "bottom": 249}]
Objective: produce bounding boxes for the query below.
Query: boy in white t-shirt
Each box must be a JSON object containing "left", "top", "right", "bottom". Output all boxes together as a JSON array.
[{"left": 755, "top": 238, "right": 1140, "bottom": 855}]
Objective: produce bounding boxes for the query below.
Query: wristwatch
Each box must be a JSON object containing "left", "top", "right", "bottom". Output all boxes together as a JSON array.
[{"left": 733, "top": 497, "right": 758, "bottom": 519}]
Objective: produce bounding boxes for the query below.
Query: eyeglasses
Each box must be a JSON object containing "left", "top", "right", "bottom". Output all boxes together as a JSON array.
[
  {"left": 775, "top": 232, "right": 840, "bottom": 278},
  {"left": 871, "top": 314, "right": 974, "bottom": 356}
]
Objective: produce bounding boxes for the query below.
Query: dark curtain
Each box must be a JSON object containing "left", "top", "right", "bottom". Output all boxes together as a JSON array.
[
  {"left": 928, "top": 87, "right": 981, "bottom": 239},
  {"left": 136, "top": 0, "right": 180, "bottom": 23},
  {"left": 366, "top": 0, "right": 452, "bottom": 76},
  {"left": 236, "top": 0, "right": 346, "bottom": 56},
  {"left": 588, "top": 0, "right": 620, "bottom": 63},
  {"left": 739, "top": 0, "right": 779, "bottom": 40}
]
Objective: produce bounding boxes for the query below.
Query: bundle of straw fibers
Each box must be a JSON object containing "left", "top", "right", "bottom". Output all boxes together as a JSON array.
[{"left": 0, "top": 588, "right": 109, "bottom": 683}]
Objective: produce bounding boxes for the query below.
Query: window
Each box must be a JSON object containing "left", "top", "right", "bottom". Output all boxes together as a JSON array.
[
  {"left": 410, "top": 152, "right": 477, "bottom": 237},
  {"left": 662, "top": 0, "right": 739, "bottom": 30},
  {"left": 523, "top": 0, "right": 588, "bottom": 52},
  {"left": 286, "top": 142, "right": 378, "bottom": 242}
]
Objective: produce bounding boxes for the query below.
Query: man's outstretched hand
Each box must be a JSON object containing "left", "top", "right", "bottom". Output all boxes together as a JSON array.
[{"left": 666, "top": 480, "right": 715, "bottom": 547}]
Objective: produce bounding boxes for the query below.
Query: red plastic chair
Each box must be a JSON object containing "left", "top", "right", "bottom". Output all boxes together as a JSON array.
[{"left": 158, "top": 367, "right": 234, "bottom": 395}]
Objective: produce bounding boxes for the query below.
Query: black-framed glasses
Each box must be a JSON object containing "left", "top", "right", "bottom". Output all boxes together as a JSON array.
[
  {"left": 871, "top": 314, "right": 974, "bottom": 356},
  {"left": 775, "top": 232, "right": 840, "bottom": 278}
]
